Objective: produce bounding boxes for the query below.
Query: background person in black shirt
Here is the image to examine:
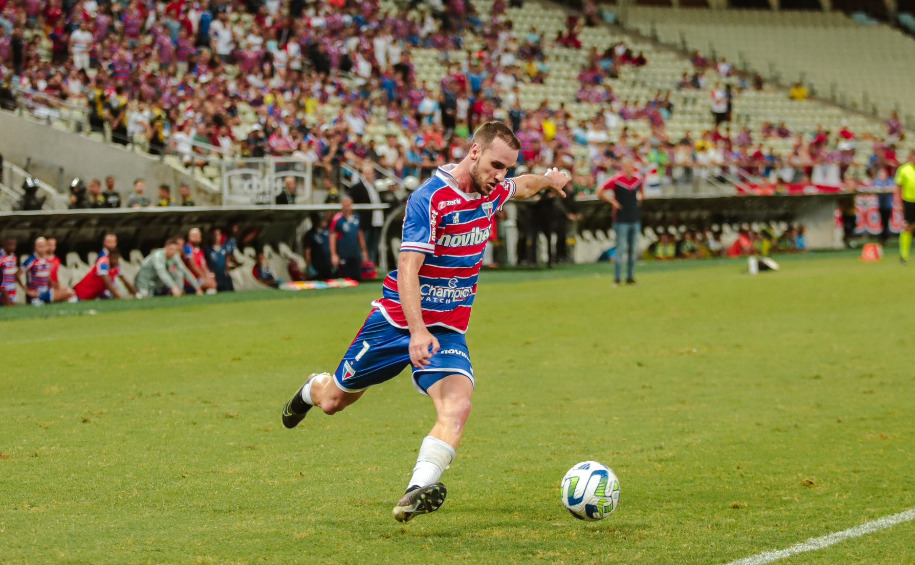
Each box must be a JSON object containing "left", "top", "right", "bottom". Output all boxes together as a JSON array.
[
  {"left": 599, "top": 158, "right": 644, "bottom": 285},
  {"left": 303, "top": 212, "right": 333, "bottom": 280},
  {"left": 103, "top": 176, "right": 122, "bottom": 208}
]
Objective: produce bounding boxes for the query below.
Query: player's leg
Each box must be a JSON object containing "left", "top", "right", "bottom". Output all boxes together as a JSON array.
[
  {"left": 393, "top": 335, "right": 474, "bottom": 523},
  {"left": 425, "top": 374, "right": 474, "bottom": 450},
  {"left": 901, "top": 203, "right": 914, "bottom": 263},
  {"left": 282, "top": 309, "right": 411, "bottom": 428},
  {"left": 613, "top": 223, "right": 625, "bottom": 284},
  {"left": 308, "top": 374, "right": 364, "bottom": 415},
  {"left": 393, "top": 374, "right": 472, "bottom": 523},
  {"left": 627, "top": 222, "right": 640, "bottom": 283}
]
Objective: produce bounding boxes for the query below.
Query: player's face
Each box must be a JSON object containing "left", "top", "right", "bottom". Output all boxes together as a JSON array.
[
  {"left": 470, "top": 139, "right": 518, "bottom": 196},
  {"left": 3, "top": 239, "right": 16, "bottom": 254},
  {"left": 164, "top": 243, "right": 179, "bottom": 258},
  {"left": 34, "top": 239, "right": 48, "bottom": 256},
  {"left": 104, "top": 234, "right": 117, "bottom": 250}
]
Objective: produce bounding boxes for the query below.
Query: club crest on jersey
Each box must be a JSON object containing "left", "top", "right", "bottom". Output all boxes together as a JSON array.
[{"left": 482, "top": 201, "right": 494, "bottom": 219}]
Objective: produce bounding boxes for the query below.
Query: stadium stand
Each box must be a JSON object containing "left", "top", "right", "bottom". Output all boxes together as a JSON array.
[{"left": 0, "top": 0, "right": 910, "bottom": 304}]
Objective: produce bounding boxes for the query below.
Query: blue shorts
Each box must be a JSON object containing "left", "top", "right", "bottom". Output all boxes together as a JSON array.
[
  {"left": 333, "top": 309, "right": 474, "bottom": 395},
  {"left": 39, "top": 289, "right": 52, "bottom": 303}
]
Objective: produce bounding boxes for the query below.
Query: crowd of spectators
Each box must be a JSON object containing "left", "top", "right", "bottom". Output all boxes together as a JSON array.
[
  {"left": 0, "top": 0, "right": 909, "bottom": 201},
  {"left": 64, "top": 177, "right": 197, "bottom": 208},
  {"left": 640, "top": 224, "right": 806, "bottom": 262}
]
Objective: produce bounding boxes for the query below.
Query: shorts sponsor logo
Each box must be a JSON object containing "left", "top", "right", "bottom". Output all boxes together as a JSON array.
[
  {"left": 436, "top": 226, "right": 490, "bottom": 247},
  {"left": 420, "top": 283, "right": 474, "bottom": 303},
  {"left": 439, "top": 348, "right": 470, "bottom": 360}
]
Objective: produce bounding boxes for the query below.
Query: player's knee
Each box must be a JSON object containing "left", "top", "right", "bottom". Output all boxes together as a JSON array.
[
  {"left": 319, "top": 397, "right": 347, "bottom": 415},
  {"left": 441, "top": 397, "right": 472, "bottom": 426}
]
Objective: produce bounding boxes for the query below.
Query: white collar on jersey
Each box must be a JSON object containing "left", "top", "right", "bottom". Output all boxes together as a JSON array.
[{"left": 435, "top": 163, "right": 480, "bottom": 201}]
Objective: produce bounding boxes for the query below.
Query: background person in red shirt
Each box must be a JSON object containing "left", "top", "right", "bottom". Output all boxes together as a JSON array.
[
  {"left": 182, "top": 228, "right": 217, "bottom": 293},
  {"left": 599, "top": 158, "right": 644, "bottom": 286},
  {"left": 74, "top": 250, "right": 137, "bottom": 300}
]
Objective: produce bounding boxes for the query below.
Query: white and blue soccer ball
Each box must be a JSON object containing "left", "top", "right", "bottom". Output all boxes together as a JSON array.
[{"left": 560, "top": 461, "right": 620, "bottom": 521}]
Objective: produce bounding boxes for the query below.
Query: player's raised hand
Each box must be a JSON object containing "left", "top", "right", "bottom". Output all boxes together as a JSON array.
[
  {"left": 544, "top": 168, "right": 572, "bottom": 196},
  {"left": 409, "top": 328, "right": 440, "bottom": 369}
]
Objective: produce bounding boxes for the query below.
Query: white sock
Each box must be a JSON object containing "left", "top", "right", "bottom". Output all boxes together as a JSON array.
[
  {"left": 407, "top": 436, "right": 455, "bottom": 490},
  {"left": 299, "top": 373, "right": 328, "bottom": 406}
]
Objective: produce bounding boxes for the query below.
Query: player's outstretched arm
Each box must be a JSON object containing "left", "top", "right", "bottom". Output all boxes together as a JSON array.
[{"left": 510, "top": 168, "right": 571, "bottom": 200}]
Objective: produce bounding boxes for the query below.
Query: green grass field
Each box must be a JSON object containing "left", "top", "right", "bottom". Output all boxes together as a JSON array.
[{"left": 2, "top": 254, "right": 914, "bottom": 564}]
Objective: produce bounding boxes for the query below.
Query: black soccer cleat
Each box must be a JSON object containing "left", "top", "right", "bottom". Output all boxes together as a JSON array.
[
  {"left": 392, "top": 483, "right": 447, "bottom": 523},
  {"left": 281, "top": 373, "right": 324, "bottom": 429}
]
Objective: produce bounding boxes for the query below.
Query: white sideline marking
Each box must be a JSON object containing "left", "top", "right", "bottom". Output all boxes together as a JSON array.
[{"left": 725, "top": 508, "right": 915, "bottom": 565}]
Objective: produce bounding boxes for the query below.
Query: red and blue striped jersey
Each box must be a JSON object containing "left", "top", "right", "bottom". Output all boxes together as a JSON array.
[
  {"left": 1, "top": 251, "right": 19, "bottom": 297},
  {"left": 23, "top": 253, "right": 51, "bottom": 293},
  {"left": 373, "top": 164, "right": 516, "bottom": 333}
]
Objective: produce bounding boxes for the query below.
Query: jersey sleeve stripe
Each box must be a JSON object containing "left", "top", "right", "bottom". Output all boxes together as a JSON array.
[{"left": 401, "top": 242, "right": 435, "bottom": 253}]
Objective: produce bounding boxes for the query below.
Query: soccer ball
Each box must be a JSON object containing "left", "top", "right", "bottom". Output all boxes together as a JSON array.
[{"left": 560, "top": 461, "right": 620, "bottom": 521}]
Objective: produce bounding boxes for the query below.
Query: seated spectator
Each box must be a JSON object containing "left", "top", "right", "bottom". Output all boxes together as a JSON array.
[
  {"left": 651, "top": 232, "right": 676, "bottom": 260},
  {"left": 727, "top": 229, "right": 755, "bottom": 257},
  {"left": 135, "top": 238, "right": 202, "bottom": 298},
  {"left": 178, "top": 184, "right": 195, "bottom": 207},
  {"left": 126, "top": 179, "right": 151, "bottom": 208},
  {"left": 157, "top": 184, "right": 174, "bottom": 207},
  {"left": 789, "top": 82, "right": 809, "bottom": 101},
  {"left": 74, "top": 250, "right": 137, "bottom": 300},
  {"left": 677, "top": 231, "right": 701, "bottom": 259}
]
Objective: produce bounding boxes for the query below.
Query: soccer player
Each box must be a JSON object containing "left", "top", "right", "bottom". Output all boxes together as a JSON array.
[
  {"left": 894, "top": 151, "right": 915, "bottom": 264},
  {"left": 281, "top": 121, "right": 569, "bottom": 522},
  {"left": 74, "top": 250, "right": 136, "bottom": 300},
  {"left": 23, "top": 237, "right": 75, "bottom": 304},
  {"left": 1, "top": 237, "right": 23, "bottom": 306}
]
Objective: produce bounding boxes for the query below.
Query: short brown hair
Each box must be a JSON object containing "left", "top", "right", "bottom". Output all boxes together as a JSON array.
[{"left": 471, "top": 121, "right": 521, "bottom": 152}]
